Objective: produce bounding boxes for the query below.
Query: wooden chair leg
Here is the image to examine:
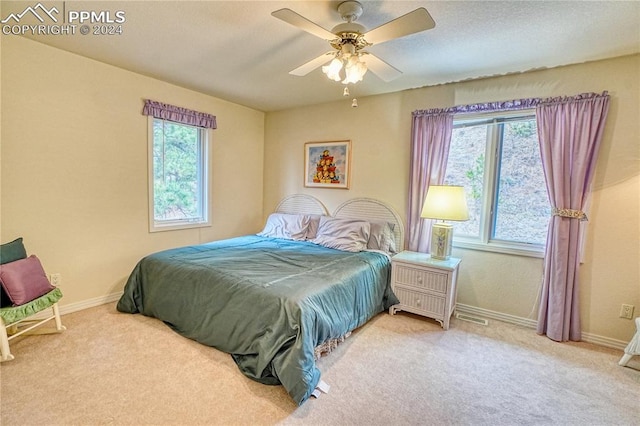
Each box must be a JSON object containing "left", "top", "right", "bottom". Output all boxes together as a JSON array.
[
  {"left": 619, "top": 317, "right": 640, "bottom": 368},
  {"left": 53, "top": 303, "right": 65, "bottom": 332},
  {"left": 0, "top": 318, "right": 15, "bottom": 362},
  {"left": 619, "top": 353, "right": 633, "bottom": 367}
]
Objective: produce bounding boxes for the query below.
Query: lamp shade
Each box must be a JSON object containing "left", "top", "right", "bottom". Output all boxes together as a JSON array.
[{"left": 420, "top": 185, "right": 469, "bottom": 221}]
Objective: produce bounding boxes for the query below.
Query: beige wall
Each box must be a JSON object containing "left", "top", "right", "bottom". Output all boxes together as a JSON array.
[
  {"left": 1, "top": 36, "right": 265, "bottom": 305},
  {"left": 264, "top": 54, "right": 640, "bottom": 344}
]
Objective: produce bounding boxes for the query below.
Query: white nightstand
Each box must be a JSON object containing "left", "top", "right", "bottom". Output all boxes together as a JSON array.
[{"left": 389, "top": 250, "right": 461, "bottom": 330}]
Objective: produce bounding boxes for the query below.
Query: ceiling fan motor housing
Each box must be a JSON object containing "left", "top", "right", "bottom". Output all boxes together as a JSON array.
[
  {"left": 337, "top": 1, "right": 363, "bottom": 22},
  {"left": 330, "top": 25, "right": 368, "bottom": 52}
]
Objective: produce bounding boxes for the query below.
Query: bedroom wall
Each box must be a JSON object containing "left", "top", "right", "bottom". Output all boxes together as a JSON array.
[
  {"left": 264, "top": 54, "right": 640, "bottom": 345},
  {"left": 1, "top": 36, "right": 265, "bottom": 306}
]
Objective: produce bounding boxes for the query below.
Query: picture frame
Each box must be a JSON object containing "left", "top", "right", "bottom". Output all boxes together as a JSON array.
[{"left": 304, "top": 140, "right": 351, "bottom": 189}]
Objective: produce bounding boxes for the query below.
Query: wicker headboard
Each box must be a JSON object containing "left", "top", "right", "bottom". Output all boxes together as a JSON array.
[
  {"left": 333, "top": 198, "right": 404, "bottom": 250},
  {"left": 273, "top": 194, "right": 404, "bottom": 250},
  {"left": 274, "top": 194, "right": 329, "bottom": 216}
]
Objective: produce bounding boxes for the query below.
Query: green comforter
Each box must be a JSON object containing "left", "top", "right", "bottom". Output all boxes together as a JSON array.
[{"left": 117, "top": 235, "right": 396, "bottom": 405}]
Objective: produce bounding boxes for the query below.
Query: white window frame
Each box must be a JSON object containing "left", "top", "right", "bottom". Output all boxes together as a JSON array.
[
  {"left": 448, "top": 109, "right": 546, "bottom": 258},
  {"left": 147, "top": 117, "right": 212, "bottom": 232}
]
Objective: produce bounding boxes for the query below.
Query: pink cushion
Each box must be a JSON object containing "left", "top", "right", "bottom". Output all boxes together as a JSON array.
[{"left": 0, "top": 255, "right": 55, "bottom": 306}]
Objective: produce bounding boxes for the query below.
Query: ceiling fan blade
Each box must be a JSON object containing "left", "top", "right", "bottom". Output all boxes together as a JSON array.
[
  {"left": 364, "top": 8, "right": 435, "bottom": 45},
  {"left": 289, "top": 52, "right": 336, "bottom": 76},
  {"left": 271, "top": 8, "right": 337, "bottom": 41},
  {"left": 362, "top": 53, "right": 402, "bottom": 82}
]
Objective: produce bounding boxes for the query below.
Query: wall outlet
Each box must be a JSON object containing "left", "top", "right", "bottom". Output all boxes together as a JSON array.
[
  {"left": 619, "top": 304, "right": 635, "bottom": 319},
  {"left": 50, "top": 273, "right": 61, "bottom": 287}
]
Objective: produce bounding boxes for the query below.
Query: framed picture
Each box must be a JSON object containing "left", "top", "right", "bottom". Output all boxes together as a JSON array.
[{"left": 304, "top": 140, "right": 351, "bottom": 189}]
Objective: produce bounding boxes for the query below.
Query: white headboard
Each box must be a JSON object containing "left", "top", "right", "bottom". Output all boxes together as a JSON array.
[
  {"left": 333, "top": 198, "right": 404, "bottom": 251},
  {"left": 273, "top": 194, "right": 404, "bottom": 250},
  {"left": 274, "top": 194, "right": 329, "bottom": 216}
]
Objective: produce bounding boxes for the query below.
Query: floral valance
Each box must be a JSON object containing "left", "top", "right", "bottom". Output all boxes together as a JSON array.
[
  {"left": 412, "top": 92, "right": 608, "bottom": 117},
  {"left": 142, "top": 99, "right": 217, "bottom": 129}
]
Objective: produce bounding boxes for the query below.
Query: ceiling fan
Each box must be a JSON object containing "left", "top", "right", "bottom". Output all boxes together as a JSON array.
[{"left": 271, "top": 1, "right": 436, "bottom": 84}]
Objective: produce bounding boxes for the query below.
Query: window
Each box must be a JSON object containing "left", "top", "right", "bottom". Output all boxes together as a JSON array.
[
  {"left": 148, "top": 117, "right": 210, "bottom": 232},
  {"left": 443, "top": 111, "right": 548, "bottom": 256}
]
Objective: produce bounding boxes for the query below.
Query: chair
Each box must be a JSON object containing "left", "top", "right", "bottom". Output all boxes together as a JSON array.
[
  {"left": 618, "top": 317, "right": 640, "bottom": 367},
  {"left": 0, "top": 288, "right": 66, "bottom": 362}
]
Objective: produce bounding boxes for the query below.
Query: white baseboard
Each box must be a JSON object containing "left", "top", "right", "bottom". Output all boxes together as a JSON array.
[
  {"left": 58, "top": 292, "right": 123, "bottom": 315},
  {"left": 456, "top": 303, "right": 537, "bottom": 329},
  {"left": 455, "top": 303, "right": 627, "bottom": 351},
  {"left": 580, "top": 331, "right": 628, "bottom": 351},
  {"left": 28, "top": 291, "right": 123, "bottom": 321}
]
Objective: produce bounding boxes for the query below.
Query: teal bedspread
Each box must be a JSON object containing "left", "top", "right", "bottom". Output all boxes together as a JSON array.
[{"left": 117, "top": 235, "right": 396, "bottom": 405}]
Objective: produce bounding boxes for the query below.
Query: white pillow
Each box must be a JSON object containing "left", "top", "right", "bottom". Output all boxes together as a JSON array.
[
  {"left": 257, "top": 213, "right": 311, "bottom": 241},
  {"left": 367, "top": 220, "right": 397, "bottom": 254},
  {"left": 311, "top": 216, "right": 371, "bottom": 252}
]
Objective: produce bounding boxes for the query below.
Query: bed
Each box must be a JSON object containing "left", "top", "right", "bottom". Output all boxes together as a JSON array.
[{"left": 116, "top": 195, "right": 403, "bottom": 405}]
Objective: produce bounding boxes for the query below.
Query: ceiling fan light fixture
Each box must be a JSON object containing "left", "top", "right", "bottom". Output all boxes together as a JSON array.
[
  {"left": 342, "top": 55, "right": 367, "bottom": 84},
  {"left": 322, "top": 57, "right": 343, "bottom": 82}
]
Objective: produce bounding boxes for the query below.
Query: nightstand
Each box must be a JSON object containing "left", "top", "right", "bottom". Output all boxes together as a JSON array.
[{"left": 389, "top": 250, "right": 461, "bottom": 330}]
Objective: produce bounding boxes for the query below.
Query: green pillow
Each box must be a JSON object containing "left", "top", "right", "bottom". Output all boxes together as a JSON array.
[{"left": 0, "top": 237, "right": 27, "bottom": 264}]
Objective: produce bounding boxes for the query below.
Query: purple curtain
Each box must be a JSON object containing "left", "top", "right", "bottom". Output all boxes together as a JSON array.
[
  {"left": 407, "top": 111, "right": 454, "bottom": 252},
  {"left": 142, "top": 99, "right": 217, "bottom": 129},
  {"left": 535, "top": 92, "right": 610, "bottom": 342}
]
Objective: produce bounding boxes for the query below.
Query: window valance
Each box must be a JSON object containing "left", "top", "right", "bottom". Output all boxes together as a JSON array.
[
  {"left": 142, "top": 99, "right": 217, "bottom": 129},
  {"left": 412, "top": 92, "right": 608, "bottom": 117}
]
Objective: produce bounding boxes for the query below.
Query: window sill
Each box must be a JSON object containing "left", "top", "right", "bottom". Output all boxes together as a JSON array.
[
  {"left": 150, "top": 220, "right": 211, "bottom": 233},
  {"left": 453, "top": 240, "right": 544, "bottom": 258}
]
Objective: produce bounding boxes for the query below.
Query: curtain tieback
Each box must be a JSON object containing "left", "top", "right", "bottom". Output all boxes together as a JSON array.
[{"left": 552, "top": 208, "right": 588, "bottom": 221}]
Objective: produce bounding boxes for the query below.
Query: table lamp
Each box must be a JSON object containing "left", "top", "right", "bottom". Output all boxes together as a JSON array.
[{"left": 420, "top": 185, "right": 469, "bottom": 260}]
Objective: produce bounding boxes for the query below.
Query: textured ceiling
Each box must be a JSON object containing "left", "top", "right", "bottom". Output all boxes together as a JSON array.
[{"left": 2, "top": 0, "right": 639, "bottom": 111}]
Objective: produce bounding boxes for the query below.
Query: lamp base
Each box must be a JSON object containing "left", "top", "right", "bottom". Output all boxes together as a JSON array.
[{"left": 431, "top": 222, "right": 453, "bottom": 260}]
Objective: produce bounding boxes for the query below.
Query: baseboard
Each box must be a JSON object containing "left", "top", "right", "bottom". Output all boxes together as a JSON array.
[
  {"left": 455, "top": 303, "right": 627, "bottom": 351},
  {"left": 456, "top": 303, "right": 537, "bottom": 329},
  {"left": 58, "top": 292, "right": 123, "bottom": 315},
  {"left": 28, "top": 291, "right": 123, "bottom": 321},
  {"left": 580, "top": 331, "right": 628, "bottom": 351}
]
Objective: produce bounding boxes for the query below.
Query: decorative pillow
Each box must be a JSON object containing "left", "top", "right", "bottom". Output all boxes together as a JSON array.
[
  {"left": 0, "top": 255, "right": 55, "bottom": 306},
  {"left": 257, "top": 213, "right": 311, "bottom": 241},
  {"left": 0, "top": 237, "right": 27, "bottom": 265},
  {"left": 367, "top": 221, "right": 397, "bottom": 254},
  {"left": 311, "top": 216, "right": 371, "bottom": 252},
  {"left": 1, "top": 237, "right": 29, "bottom": 307}
]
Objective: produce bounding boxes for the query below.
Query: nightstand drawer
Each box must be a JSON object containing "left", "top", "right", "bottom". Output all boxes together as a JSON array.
[
  {"left": 394, "top": 286, "right": 445, "bottom": 315},
  {"left": 393, "top": 264, "right": 448, "bottom": 293}
]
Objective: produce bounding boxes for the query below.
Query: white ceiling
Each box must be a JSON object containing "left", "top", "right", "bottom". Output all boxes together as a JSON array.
[{"left": 3, "top": 0, "right": 639, "bottom": 111}]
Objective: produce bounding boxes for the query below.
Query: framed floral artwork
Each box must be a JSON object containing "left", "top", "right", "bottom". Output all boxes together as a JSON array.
[{"left": 304, "top": 140, "right": 351, "bottom": 189}]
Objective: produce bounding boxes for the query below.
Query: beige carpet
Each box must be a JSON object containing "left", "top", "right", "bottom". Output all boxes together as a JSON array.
[{"left": 1, "top": 302, "right": 639, "bottom": 425}]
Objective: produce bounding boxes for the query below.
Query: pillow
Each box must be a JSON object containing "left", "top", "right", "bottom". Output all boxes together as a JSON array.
[
  {"left": 0, "top": 255, "right": 55, "bottom": 306},
  {"left": 0, "top": 238, "right": 29, "bottom": 307},
  {"left": 311, "top": 216, "right": 371, "bottom": 252},
  {"left": 367, "top": 221, "right": 397, "bottom": 254},
  {"left": 1, "top": 237, "right": 27, "bottom": 265},
  {"left": 305, "top": 215, "right": 323, "bottom": 240},
  {"left": 257, "top": 213, "right": 311, "bottom": 241}
]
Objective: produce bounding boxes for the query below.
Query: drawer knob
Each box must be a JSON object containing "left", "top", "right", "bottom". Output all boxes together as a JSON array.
[
  {"left": 417, "top": 276, "right": 423, "bottom": 283},
  {"left": 416, "top": 298, "right": 421, "bottom": 305}
]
